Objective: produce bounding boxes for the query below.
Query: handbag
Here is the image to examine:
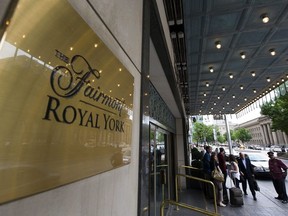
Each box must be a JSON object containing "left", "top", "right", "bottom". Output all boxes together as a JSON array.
[
  {"left": 253, "top": 178, "right": 260, "bottom": 191},
  {"left": 225, "top": 175, "right": 235, "bottom": 189},
  {"left": 212, "top": 167, "right": 224, "bottom": 182}
]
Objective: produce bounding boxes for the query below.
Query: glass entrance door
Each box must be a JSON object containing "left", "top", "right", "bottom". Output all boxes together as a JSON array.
[{"left": 149, "top": 124, "right": 170, "bottom": 216}]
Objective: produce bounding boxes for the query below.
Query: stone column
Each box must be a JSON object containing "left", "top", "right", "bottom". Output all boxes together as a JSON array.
[{"left": 260, "top": 124, "right": 269, "bottom": 147}]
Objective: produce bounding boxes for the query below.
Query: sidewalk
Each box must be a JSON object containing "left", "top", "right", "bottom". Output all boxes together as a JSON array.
[{"left": 166, "top": 187, "right": 288, "bottom": 216}]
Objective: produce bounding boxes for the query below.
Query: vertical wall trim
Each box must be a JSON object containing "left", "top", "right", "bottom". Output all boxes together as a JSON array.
[{"left": 138, "top": 0, "right": 151, "bottom": 215}]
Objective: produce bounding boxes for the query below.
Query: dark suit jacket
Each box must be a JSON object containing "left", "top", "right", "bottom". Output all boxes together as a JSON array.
[{"left": 238, "top": 157, "right": 254, "bottom": 178}]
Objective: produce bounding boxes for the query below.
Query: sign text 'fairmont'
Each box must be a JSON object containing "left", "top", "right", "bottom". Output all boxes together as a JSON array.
[{"left": 42, "top": 53, "right": 126, "bottom": 133}]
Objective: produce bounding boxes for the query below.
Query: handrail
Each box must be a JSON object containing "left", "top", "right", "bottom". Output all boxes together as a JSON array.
[
  {"left": 177, "top": 165, "right": 203, "bottom": 192},
  {"left": 180, "top": 165, "right": 201, "bottom": 170},
  {"left": 160, "top": 199, "right": 220, "bottom": 216},
  {"left": 175, "top": 174, "right": 218, "bottom": 215}
]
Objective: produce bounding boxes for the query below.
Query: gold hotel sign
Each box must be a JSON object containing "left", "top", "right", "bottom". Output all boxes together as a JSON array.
[{"left": 0, "top": 0, "right": 134, "bottom": 203}]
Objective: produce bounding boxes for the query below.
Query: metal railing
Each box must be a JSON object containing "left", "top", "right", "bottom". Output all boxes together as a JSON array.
[
  {"left": 160, "top": 165, "right": 220, "bottom": 216},
  {"left": 175, "top": 174, "right": 218, "bottom": 214},
  {"left": 160, "top": 199, "right": 220, "bottom": 216}
]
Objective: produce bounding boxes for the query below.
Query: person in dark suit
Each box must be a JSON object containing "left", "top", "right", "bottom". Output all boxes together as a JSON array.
[{"left": 238, "top": 152, "right": 257, "bottom": 200}]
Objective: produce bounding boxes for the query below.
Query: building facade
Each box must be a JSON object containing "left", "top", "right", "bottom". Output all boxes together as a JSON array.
[{"left": 0, "top": 0, "right": 188, "bottom": 216}]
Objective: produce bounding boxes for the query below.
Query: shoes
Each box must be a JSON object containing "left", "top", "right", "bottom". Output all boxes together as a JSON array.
[
  {"left": 282, "top": 200, "right": 288, "bottom": 204},
  {"left": 275, "top": 197, "right": 282, "bottom": 200},
  {"left": 244, "top": 192, "right": 248, "bottom": 195},
  {"left": 218, "top": 202, "right": 226, "bottom": 207},
  {"left": 253, "top": 196, "right": 257, "bottom": 201}
]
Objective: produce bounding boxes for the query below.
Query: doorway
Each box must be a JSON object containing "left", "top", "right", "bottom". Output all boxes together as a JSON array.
[{"left": 149, "top": 123, "right": 171, "bottom": 216}]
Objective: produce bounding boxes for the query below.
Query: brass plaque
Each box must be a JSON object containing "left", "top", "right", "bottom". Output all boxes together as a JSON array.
[{"left": 0, "top": 0, "right": 134, "bottom": 203}]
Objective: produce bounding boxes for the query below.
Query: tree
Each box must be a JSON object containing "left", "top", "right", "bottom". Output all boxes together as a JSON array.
[
  {"left": 192, "top": 122, "right": 206, "bottom": 144},
  {"left": 192, "top": 122, "right": 214, "bottom": 144},
  {"left": 260, "top": 94, "right": 288, "bottom": 135},
  {"left": 234, "top": 128, "right": 252, "bottom": 144},
  {"left": 217, "top": 134, "right": 226, "bottom": 143}
]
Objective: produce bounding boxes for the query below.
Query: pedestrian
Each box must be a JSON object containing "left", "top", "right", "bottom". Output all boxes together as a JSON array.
[
  {"left": 238, "top": 152, "right": 257, "bottom": 201},
  {"left": 202, "top": 145, "right": 213, "bottom": 198},
  {"left": 267, "top": 151, "right": 288, "bottom": 204},
  {"left": 217, "top": 148, "right": 229, "bottom": 204},
  {"left": 229, "top": 154, "right": 240, "bottom": 188},
  {"left": 210, "top": 152, "right": 226, "bottom": 207}
]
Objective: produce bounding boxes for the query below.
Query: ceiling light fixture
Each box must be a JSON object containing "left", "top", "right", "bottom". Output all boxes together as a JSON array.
[
  {"left": 206, "top": 82, "right": 209, "bottom": 87},
  {"left": 266, "top": 77, "right": 271, "bottom": 82},
  {"left": 269, "top": 49, "right": 276, "bottom": 56},
  {"left": 253, "top": 89, "right": 257, "bottom": 93},
  {"left": 251, "top": 71, "right": 256, "bottom": 77},
  {"left": 240, "top": 85, "right": 244, "bottom": 90},
  {"left": 240, "top": 52, "right": 246, "bottom": 59},
  {"left": 222, "top": 86, "right": 226, "bottom": 91},
  {"left": 209, "top": 66, "right": 214, "bottom": 73},
  {"left": 217, "top": 96, "right": 220, "bottom": 100},
  {"left": 261, "top": 14, "right": 269, "bottom": 23},
  {"left": 215, "top": 41, "right": 221, "bottom": 49},
  {"left": 281, "top": 78, "right": 285, "bottom": 82},
  {"left": 204, "top": 93, "right": 206, "bottom": 96},
  {"left": 229, "top": 73, "right": 233, "bottom": 79},
  {"left": 232, "top": 95, "right": 235, "bottom": 98}
]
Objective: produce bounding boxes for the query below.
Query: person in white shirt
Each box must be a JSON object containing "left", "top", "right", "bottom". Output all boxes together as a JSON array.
[{"left": 229, "top": 154, "right": 240, "bottom": 188}]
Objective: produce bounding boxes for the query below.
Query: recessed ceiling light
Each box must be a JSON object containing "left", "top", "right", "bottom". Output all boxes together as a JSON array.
[
  {"left": 240, "top": 85, "right": 244, "bottom": 90},
  {"left": 251, "top": 71, "right": 256, "bottom": 77},
  {"left": 253, "top": 89, "right": 257, "bottom": 93},
  {"left": 261, "top": 14, "right": 269, "bottom": 23},
  {"left": 222, "top": 86, "right": 226, "bottom": 91},
  {"left": 232, "top": 95, "right": 235, "bottom": 98},
  {"left": 269, "top": 49, "right": 276, "bottom": 56},
  {"left": 266, "top": 77, "right": 271, "bottom": 82},
  {"left": 229, "top": 73, "right": 233, "bottom": 79},
  {"left": 209, "top": 66, "right": 214, "bottom": 73},
  {"left": 215, "top": 41, "right": 221, "bottom": 49},
  {"left": 206, "top": 82, "right": 209, "bottom": 87},
  {"left": 240, "top": 52, "right": 246, "bottom": 59}
]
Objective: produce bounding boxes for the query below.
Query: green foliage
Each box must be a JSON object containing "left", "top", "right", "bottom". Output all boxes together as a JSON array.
[
  {"left": 217, "top": 134, "right": 226, "bottom": 143},
  {"left": 261, "top": 94, "right": 288, "bottom": 135},
  {"left": 234, "top": 128, "right": 252, "bottom": 144},
  {"left": 224, "top": 130, "right": 236, "bottom": 141},
  {"left": 192, "top": 122, "right": 221, "bottom": 143}
]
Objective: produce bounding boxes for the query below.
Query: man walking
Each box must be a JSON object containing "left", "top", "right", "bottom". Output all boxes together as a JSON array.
[
  {"left": 267, "top": 151, "right": 288, "bottom": 204},
  {"left": 238, "top": 152, "right": 257, "bottom": 200}
]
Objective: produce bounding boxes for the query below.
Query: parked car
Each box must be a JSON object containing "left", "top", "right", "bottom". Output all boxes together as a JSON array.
[{"left": 240, "top": 151, "right": 271, "bottom": 178}]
